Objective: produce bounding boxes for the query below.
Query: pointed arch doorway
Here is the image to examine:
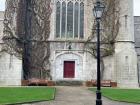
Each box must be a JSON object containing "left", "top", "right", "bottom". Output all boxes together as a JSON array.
[{"left": 54, "top": 52, "right": 83, "bottom": 80}]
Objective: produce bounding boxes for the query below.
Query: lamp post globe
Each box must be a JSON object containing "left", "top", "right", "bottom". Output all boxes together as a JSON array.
[
  {"left": 93, "top": 1, "right": 105, "bottom": 105},
  {"left": 93, "top": 1, "right": 105, "bottom": 19}
]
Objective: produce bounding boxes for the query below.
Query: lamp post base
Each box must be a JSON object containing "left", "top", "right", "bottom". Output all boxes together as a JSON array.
[
  {"left": 96, "top": 91, "right": 102, "bottom": 105},
  {"left": 96, "top": 99, "right": 102, "bottom": 105}
]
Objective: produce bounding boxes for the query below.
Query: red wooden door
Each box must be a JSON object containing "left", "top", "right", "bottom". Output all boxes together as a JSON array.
[{"left": 64, "top": 61, "right": 75, "bottom": 78}]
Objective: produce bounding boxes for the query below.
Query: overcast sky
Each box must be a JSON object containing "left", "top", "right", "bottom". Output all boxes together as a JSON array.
[
  {"left": 0, "top": 0, "right": 5, "bottom": 11},
  {"left": 134, "top": 0, "right": 140, "bottom": 16},
  {"left": 0, "top": 0, "right": 140, "bottom": 16}
]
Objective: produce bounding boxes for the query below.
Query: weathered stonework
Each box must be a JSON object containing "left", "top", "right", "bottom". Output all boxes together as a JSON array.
[
  {"left": 114, "top": 0, "right": 139, "bottom": 87},
  {"left": 134, "top": 16, "right": 140, "bottom": 85},
  {"left": 0, "top": 11, "right": 22, "bottom": 86},
  {"left": 0, "top": 52, "right": 22, "bottom": 86},
  {"left": 49, "top": 0, "right": 139, "bottom": 88},
  {"left": 0, "top": 0, "right": 139, "bottom": 87}
]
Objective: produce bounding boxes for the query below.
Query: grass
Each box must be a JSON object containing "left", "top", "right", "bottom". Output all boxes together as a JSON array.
[
  {"left": 90, "top": 88, "right": 140, "bottom": 104},
  {"left": 0, "top": 87, "right": 55, "bottom": 105}
]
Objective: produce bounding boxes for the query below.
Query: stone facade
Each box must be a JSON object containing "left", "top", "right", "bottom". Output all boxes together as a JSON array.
[
  {"left": 0, "top": 11, "right": 22, "bottom": 86},
  {"left": 49, "top": 0, "right": 139, "bottom": 88},
  {"left": 134, "top": 16, "right": 140, "bottom": 85},
  {"left": 0, "top": 0, "right": 139, "bottom": 87},
  {"left": 114, "top": 0, "right": 139, "bottom": 88},
  {"left": 49, "top": 0, "right": 114, "bottom": 81}
]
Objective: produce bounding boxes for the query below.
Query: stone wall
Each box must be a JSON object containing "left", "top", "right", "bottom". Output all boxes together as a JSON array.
[
  {"left": 0, "top": 0, "right": 139, "bottom": 87},
  {"left": 134, "top": 16, "right": 140, "bottom": 84},
  {"left": 49, "top": 0, "right": 139, "bottom": 88},
  {"left": 49, "top": 41, "right": 113, "bottom": 81},
  {"left": 0, "top": 11, "right": 22, "bottom": 86},
  {"left": 114, "top": 0, "right": 139, "bottom": 88},
  {"left": 0, "top": 53, "right": 22, "bottom": 86}
]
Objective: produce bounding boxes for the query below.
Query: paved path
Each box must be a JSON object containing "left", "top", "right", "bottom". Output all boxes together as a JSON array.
[{"left": 23, "top": 86, "right": 139, "bottom": 105}]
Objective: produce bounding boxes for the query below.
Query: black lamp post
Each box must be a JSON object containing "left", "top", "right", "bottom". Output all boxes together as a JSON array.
[{"left": 93, "top": 1, "right": 105, "bottom": 105}]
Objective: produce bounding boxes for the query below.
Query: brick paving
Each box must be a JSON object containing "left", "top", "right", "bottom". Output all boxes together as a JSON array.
[{"left": 23, "top": 86, "right": 139, "bottom": 105}]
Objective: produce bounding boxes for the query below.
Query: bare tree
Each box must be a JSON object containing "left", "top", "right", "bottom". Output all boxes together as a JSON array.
[
  {"left": 3, "top": 0, "right": 52, "bottom": 80},
  {"left": 85, "top": 0, "right": 120, "bottom": 79},
  {"left": 3, "top": 0, "right": 120, "bottom": 80}
]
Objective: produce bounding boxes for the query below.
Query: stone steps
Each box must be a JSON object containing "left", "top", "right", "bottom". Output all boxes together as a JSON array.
[{"left": 55, "top": 80, "right": 83, "bottom": 86}]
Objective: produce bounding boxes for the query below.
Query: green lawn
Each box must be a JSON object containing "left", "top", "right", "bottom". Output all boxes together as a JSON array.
[
  {"left": 0, "top": 87, "right": 55, "bottom": 104},
  {"left": 90, "top": 88, "right": 140, "bottom": 104}
]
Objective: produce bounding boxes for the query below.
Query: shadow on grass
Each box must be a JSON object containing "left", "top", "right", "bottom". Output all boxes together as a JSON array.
[{"left": 89, "top": 87, "right": 140, "bottom": 104}]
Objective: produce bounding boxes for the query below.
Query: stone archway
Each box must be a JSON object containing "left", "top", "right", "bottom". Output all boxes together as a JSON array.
[{"left": 53, "top": 52, "right": 83, "bottom": 80}]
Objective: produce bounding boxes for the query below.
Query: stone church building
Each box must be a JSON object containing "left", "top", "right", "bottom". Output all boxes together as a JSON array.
[{"left": 0, "top": 0, "right": 139, "bottom": 88}]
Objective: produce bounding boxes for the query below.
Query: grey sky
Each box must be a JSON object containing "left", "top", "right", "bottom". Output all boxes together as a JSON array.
[
  {"left": 0, "top": 0, "right": 5, "bottom": 11},
  {"left": 134, "top": 0, "right": 140, "bottom": 16},
  {"left": 0, "top": 0, "right": 140, "bottom": 16}
]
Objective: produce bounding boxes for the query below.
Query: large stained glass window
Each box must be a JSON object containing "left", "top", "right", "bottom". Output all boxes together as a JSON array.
[{"left": 56, "top": 1, "right": 84, "bottom": 39}]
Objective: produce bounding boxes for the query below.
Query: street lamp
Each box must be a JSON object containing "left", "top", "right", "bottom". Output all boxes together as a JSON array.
[{"left": 93, "top": 1, "right": 105, "bottom": 105}]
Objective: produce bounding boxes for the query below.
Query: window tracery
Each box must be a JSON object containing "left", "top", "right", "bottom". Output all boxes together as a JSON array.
[{"left": 55, "top": 0, "right": 84, "bottom": 39}]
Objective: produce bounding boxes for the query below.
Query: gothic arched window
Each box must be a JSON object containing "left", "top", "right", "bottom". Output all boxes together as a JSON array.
[{"left": 56, "top": 1, "right": 84, "bottom": 39}]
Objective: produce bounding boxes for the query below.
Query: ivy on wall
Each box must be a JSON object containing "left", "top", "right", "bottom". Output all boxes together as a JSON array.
[
  {"left": 86, "top": 0, "right": 120, "bottom": 79},
  {"left": 3, "top": 0, "right": 52, "bottom": 79}
]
